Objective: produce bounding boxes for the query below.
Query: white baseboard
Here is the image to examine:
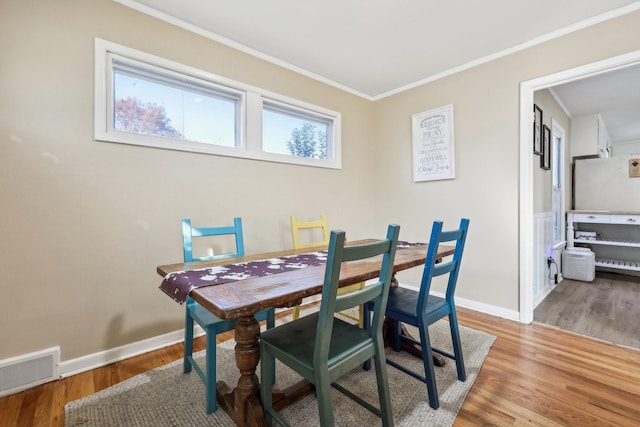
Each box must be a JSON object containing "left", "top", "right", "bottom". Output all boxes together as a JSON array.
[
  {"left": 60, "top": 308, "right": 287, "bottom": 379},
  {"left": 452, "top": 294, "right": 520, "bottom": 322},
  {"left": 58, "top": 288, "right": 519, "bottom": 380},
  {"left": 59, "top": 326, "right": 204, "bottom": 378},
  {"left": 397, "top": 283, "right": 520, "bottom": 322}
]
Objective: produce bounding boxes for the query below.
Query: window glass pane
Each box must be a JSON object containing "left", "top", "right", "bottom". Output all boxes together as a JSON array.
[
  {"left": 263, "top": 106, "right": 329, "bottom": 159},
  {"left": 552, "top": 189, "right": 561, "bottom": 242},
  {"left": 113, "top": 68, "right": 237, "bottom": 147},
  {"left": 552, "top": 135, "right": 561, "bottom": 188},
  {"left": 551, "top": 131, "right": 563, "bottom": 243}
]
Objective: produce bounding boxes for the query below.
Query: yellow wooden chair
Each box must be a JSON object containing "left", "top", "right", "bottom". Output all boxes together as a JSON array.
[{"left": 290, "top": 214, "right": 365, "bottom": 327}]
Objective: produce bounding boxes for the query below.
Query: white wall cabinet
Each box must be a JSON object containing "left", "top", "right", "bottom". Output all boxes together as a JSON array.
[
  {"left": 570, "top": 113, "right": 610, "bottom": 158},
  {"left": 567, "top": 211, "right": 640, "bottom": 272}
]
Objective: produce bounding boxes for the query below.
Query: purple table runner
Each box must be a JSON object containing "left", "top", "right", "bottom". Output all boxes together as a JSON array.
[
  {"left": 160, "top": 252, "right": 328, "bottom": 304},
  {"left": 159, "top": 241, "right": 423, "bottom": 304}
]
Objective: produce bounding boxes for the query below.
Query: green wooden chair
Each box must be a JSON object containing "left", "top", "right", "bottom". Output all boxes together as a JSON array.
[{"left": 260, "top": 224, "right": 400, "bottom": 427}]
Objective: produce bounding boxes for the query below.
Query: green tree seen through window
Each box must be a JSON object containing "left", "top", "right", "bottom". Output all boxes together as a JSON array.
[{"left": 286, "top": 122, "right": 327, "bottom": 159}]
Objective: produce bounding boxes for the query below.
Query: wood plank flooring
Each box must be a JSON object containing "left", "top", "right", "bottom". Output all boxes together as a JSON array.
[
  {"left": 1, "top": 307, "right": 639, "bottom": 426},
  {"left": 534, "top": 272, "right": 640, "bottom": 350}
]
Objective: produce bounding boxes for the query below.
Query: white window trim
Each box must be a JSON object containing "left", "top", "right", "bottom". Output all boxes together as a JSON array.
[{"left": 94, "top": 38, "right": 341, "bottom": 169}]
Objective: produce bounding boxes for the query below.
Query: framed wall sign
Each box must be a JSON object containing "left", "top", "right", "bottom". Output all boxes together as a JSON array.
[
  {"left": 540, "top": 124, "right": 551, "bottom": 170},
  {"left": 533, "top": 104, "right": 543, "bottom": 155},
  {"left": 629, "top": 158, "right": 640, "bottom": 177},
  {"left": 412, "top": 104, "right": 455, "bottom": 182}
]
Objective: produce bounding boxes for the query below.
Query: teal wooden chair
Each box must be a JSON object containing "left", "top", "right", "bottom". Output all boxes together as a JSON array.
[
  {"left": 365, "top": 218, "right": 469, "bottom": 410},
  {"left": 260, "top": 224, "right": 400, "bottom": 427},
  {"left": 182, "top": 217, "right": 275, "bottom": 414}
]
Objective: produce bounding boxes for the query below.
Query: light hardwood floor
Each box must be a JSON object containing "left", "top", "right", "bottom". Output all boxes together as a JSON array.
[
  {"left": 534, "top": 272, "right": 640, "bottom": 350},
  {"left": 1, "top": 307, "right": 639, "bottom": 426}
]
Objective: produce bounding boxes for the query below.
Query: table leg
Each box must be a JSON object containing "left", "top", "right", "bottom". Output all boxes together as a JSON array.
[
  {"left": 215, "top": 315, "right": 315, "bottom": 426},
  {"left": 216, "top": 315, "right": 267, "bottom": 427}
]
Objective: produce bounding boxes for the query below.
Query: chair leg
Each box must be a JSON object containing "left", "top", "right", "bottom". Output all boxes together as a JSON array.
[
  {"left": 205, "top": 329, "right": 217, "bottom": 414},
  {"left": 448, "top": 309, "right": 467, "bottom": 381},
  {"left": 292, "top": 305, "right": 301, "bottom": 320},
  {"left": 363, "top": 306, "right": 372, "bottom": 371},
  {"left": 260, "top": 346, "right": 275, "bottom": 425},
  {"left": 183, "top": 307, "right": 194, "bottom": 373},
  {"left": 315, "top": 372, "right": 335, "bottom": 427},
  {"left": 373, "top": 339, "right": 394, "bottom": 427},
  {"left": 418, "top": 320, "right": 439, "bottom": 410},
  {"left": 392, "top": 319, "right": 402, "bottom": 352},
  {"left": 266, "top": 309, "right": 276, "bottom": 384},
  {"left": 266, "top": 308, "right": 275, "bottom": 329},
  {"left": 357, "top": 281, "right": 365, "bottom": 328}
]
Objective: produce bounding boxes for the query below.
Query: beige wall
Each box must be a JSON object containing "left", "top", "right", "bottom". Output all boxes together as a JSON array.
[
  {"left": 372, "top": 61, "right": 522, "bottom": 310},
  {"left": 3, "top": 0, "right": 640, "bottom": 363},
  {"left": 372, "top": 11, "right": 640, "bottom": 311},
  {"left": 575, "top": 156, "right": 640, "bottom": 210},
  {"left": 0, "top": 0, "right": 376, "bottom": 361}
]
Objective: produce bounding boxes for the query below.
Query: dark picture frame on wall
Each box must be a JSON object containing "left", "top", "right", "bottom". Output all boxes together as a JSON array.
[
  {"left": 541, "top": 124, "right": 551, "bottom": 170},
  {"left": 533, "top": 104, "right": 543, "bottom": 155}
]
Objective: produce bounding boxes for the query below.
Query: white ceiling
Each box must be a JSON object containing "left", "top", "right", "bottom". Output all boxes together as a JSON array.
[
  {"left": 552, "top": 65, "right": 640, "bottom": 142},
  {"left": 119, "top": 0, "right": 640, "bottom": 141}
]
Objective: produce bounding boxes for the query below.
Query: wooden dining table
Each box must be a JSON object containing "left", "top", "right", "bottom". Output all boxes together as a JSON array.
[{"left": 157, "top": 240, "right": 454, "bottom": 427}]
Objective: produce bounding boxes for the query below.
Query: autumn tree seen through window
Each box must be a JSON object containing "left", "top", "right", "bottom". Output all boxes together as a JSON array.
[{"left": 114, "top": 97, "right": 183, "bottom": 139}]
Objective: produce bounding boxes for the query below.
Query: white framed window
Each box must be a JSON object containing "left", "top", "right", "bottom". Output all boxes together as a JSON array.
[
  {"left": 263, "top": 100, "right": 332, "bottom": 159},
  {"left": 551, "top": 120, "right": 565, "bottom": 244},
  {"left": 95, "top": 39, "right": 341, "bottom": 169}
]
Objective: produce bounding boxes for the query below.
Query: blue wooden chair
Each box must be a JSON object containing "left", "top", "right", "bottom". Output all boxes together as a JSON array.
[
  {"left": 260, "top": 225, "right": 400, "bottom": 427},
  {"left": 365, "top": 218, "right": 470, "bottom": 410},
  {"left": 290, "top": 214, "right": 365, "bottom": 326},
  {"left": 182, "top": 217, "right": 275, "bottom": 414}
]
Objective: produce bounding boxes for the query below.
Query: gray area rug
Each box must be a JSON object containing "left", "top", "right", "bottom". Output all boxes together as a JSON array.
[{"left": 65, "top": 320, "right": 495, "bottom": 426}]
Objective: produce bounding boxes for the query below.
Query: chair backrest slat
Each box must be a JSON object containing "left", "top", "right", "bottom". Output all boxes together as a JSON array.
[
  {"left": 182, "top": 217, "right": 245, "bottom": 262},
  {"left": 314, "top": 225, "right": 400, "bottom": 363},
  {"left": 291, "top": 214, "right": 330, "bottom": 249},
  {"left": 334, "top": 282, "right": 382, "bottom": 313},
  {"left": 417, "top": 218, "right": 470, "bottom": 312}
]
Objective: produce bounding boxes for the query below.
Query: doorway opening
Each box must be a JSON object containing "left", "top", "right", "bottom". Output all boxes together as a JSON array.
[{"left": 519, "top": 50, "right": 640, "bottom": 323}]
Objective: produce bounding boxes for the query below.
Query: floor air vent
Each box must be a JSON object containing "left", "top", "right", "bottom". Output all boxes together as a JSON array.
[{"left": 0, "top": 347, "right": 60, "bottom": 397}]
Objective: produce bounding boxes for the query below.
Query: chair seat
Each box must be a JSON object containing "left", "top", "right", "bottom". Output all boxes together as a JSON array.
[
  {"left": 261, "top": 312, "right": 373, "bottom": 378},
  {"left": 190, "top": 301, "right": 273, "bottom": 332},
  {"left": 189, "top": 302, "right": 237, "bottom": 331},
  {"left": 382, "top": 287, "right": 448, "bottom": 324}
]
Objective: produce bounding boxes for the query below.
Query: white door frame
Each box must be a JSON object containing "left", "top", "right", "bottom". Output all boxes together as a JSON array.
[{"left": 519, "top": 50, "right": 640, "bottom": 323}]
